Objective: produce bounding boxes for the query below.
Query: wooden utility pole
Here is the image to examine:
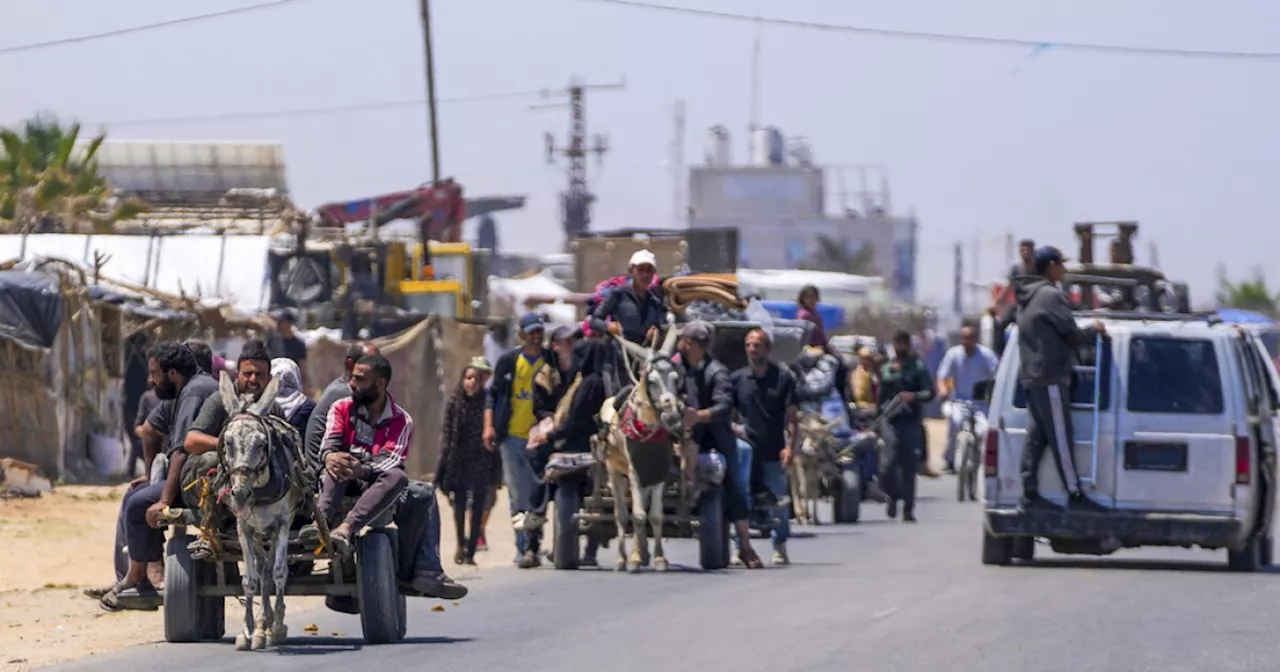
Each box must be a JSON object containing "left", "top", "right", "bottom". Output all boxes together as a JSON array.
[{"left": 419, "top": 0, "right": 441, "bottom": 182}]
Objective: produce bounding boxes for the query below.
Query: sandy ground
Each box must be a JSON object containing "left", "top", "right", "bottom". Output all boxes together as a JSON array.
[
  {"left": 0, "top": 419, "right": 949, "bottom": 671},
  {"left": 0, "top": 485, "right": 518, "bottom": 671}
]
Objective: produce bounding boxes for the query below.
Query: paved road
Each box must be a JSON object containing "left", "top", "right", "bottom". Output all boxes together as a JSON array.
[{"left": 52, "top": 477, "right": 1280, "bottom": 672}]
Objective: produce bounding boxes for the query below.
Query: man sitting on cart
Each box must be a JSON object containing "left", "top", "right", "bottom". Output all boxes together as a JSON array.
[{"left": 588, "top": 249, "right": 668, "bottom": 391}]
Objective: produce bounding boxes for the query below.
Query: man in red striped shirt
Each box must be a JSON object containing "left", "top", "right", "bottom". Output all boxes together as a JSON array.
[{"left": 318, "top": 354, "right": 412, "bottom": 556}]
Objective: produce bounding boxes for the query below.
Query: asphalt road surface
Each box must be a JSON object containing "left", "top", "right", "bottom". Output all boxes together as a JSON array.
[{"left": 52, "top": 477, "right": 1280, "bottom": 672}]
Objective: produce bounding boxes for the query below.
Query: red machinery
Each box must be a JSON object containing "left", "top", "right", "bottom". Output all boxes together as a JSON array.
[{"left": 315, "top": 179, "right": 466, "bottom": 241}]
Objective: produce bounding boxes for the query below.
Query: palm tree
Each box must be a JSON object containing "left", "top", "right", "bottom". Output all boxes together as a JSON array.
[
  {"left": 1217, "top": 273, "right": 1280, "bottom": 317},
  {"left": 802, "top": 234, "right": 880, "bottom": 276},
  {"left": 0, "top": 115, "right": 145, "bottom": 234}
]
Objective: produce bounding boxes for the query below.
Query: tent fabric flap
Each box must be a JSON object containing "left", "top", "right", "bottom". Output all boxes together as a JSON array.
[{"left": 0, "top": 271, "right": 65, "bottom": 348}]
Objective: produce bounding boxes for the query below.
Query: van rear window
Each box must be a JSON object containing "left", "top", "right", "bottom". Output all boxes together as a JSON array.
[
  {"left": 1012, "top": 338, "right": 1112, "bottom": 410},
  {"left": 1126, "top": 337, "right": 1224, "bottom": 414}
]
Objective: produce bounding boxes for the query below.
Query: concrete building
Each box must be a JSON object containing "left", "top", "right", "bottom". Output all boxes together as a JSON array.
[{"left": 687, "top": 126, "right": 919, "bottom": 303}]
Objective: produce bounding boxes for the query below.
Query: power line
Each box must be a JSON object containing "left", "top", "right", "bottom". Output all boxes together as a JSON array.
[
  {"left": 92, "top": 89, "right": 560, "bottom": 127},
  {"left": 0, "top": 0, "right": 323, "bottom": 56},
  {"left": 580, "top": 0, "right": 1280, "bottom": 61}
]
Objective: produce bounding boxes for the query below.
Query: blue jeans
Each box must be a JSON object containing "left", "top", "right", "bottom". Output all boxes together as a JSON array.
[
  {"left": 500, "top": 435, "right": 542, "bottom": 556},
  {"left": 759, "top": 460, "right": 790, "bottom": 547},
  {"left": 730, "top": 439, "right": 754, "bottom": 550}
]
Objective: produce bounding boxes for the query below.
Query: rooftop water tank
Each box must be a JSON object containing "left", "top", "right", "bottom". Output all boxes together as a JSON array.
[
  {"left": 705, "top": 125, "right": 731, "bottom": 166},
  {"left": 750, "top": 127, "right": 785, "bottom": 166}
]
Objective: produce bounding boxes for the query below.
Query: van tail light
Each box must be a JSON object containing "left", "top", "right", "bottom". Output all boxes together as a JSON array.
[
  {"left": 1235, "top": 436, "right": 1252, "bottom": 485},
  {"left": 984, "top": 429, "right": 1000, "bottom": 474}
]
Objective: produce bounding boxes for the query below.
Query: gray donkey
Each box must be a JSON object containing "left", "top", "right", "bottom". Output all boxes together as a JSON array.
[{"left": 216, "top": 372, "right": 315, "bottom": 651}]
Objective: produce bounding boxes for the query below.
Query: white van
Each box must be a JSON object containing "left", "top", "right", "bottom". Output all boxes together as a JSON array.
[{"left": 980, "top": 312, "right": 1280, "bottom": 571}]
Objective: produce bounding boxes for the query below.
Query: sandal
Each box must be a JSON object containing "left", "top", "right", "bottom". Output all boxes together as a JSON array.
[
  {"left": 100, "top": 581, "right": 161, "bottom": 612},
  {"left": 738, "top": 549, "right": 764, "bottom": 570},
  {"left": 83, "top": 582, "right": 120, "bottom": 600},
  {"left": 328, "top": 529, "right": 353, "bottom": 559}
]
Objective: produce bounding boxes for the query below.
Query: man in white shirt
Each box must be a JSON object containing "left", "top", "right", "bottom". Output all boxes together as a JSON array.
[{"left": 936, "top": 326, "right": 1000, "bottom": 472}]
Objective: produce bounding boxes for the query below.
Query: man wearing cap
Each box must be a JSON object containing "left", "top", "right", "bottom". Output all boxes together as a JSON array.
[
  {"left": 484, "top": 313, "right": 554, "bottom": 568},
  {"left": 677, "top": 321, "right": 763, "bottom": 568},
  {"left": 1015, "top": 246, "right": 1107, "bottom": 511},
  {"left": 590, "top": 249, "right": 666, "bottom": 347}
]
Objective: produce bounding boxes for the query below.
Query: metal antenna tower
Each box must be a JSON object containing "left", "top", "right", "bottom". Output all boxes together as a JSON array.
[
  {"left": 532, "top": 76, "right": 626, "bottom": 243},
  {"left": 669, "top": 99, "right": 686, "bottom": 227}
]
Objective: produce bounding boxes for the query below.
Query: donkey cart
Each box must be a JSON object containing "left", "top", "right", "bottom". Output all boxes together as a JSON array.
[
  {"left": 161, "top": 498, "right": 408, "bottom": 646},
  {"left": 545, "top": 448, "right": 731, "bottom": 571}
]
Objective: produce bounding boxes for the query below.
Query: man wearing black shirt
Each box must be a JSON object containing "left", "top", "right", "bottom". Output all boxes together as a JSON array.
[
  {"left": 730, "top": 328, "right": 799, "bottom": 565},
  {"left": 678, "top": 321, "right": 762, "bottom": 569},
  {"left": 268, "top": 309, "right": 308, "bottom": 379}
]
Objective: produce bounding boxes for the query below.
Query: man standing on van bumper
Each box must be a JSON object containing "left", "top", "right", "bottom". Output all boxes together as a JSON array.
[{"left": 1015, "top": 246, "right": 1106, "bottom": 511}]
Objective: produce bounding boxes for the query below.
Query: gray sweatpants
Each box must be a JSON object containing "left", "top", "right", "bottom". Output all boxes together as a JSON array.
[{"left": 1020, "top": 383, "right": 1082, "bottom": 497}]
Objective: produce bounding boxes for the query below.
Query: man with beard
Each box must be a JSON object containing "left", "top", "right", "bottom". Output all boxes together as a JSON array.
[
  {"left": 878, "top": 331, "right": 936, "bottom": 522},
  {"left": 678, "top": 322, "right": 762, "bottom": 569},
  {"left": 185, "top": 339, "right": 282, "bottom": 455},
  {"left": 303, "top": 342, "right": 467, "bottom": 600},
  {"left": 94, "top": 342, "right": 218, "bottom": 611},
  {"left": 730, "top": 328, "right": 799, "bottom": 565},
  {"left": 317, "top": 355, "right": 409, "bottom": 556}
]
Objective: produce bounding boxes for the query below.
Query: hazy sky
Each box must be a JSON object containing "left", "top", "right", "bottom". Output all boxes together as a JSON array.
[{"left": 3, "top": 0, "right": 1278, "bottom": 306}]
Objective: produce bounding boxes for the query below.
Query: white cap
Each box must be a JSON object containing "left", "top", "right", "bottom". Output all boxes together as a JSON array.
[{"left": 629, "top": 249, "right": 657, "bottom": 268}]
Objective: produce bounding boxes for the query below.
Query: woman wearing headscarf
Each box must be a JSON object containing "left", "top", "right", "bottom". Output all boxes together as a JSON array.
[
  {"left": 435, "top": 358, "right": 495, "bottom": 565},
  {"left": 796, "top": 284, "right": 830, "bottom": 349},
  {"left": 271, "top": 357, "right": 315, "bottom": 437}
]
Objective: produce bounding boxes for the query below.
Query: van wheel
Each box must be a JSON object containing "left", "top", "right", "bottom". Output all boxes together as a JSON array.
[
  {"left": 1011, "top": 536, "right": 1036, "bottom": 562},
  {"left": 981, "top": 528, "right": 1013, "bottom": 566},
  {"left": 1228, "top": 535, "right": 1264, "bottom": 572}
]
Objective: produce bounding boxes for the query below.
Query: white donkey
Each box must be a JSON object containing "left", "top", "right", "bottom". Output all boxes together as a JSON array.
[
  {"left": 597, "top": 324, "right": 693, "bottom": 572},
  {"left": 216, "top": 373, "right": 312, "bottom": 651},
  {"left": 791, "top": 411, "right": 842, "bottom": 525}
]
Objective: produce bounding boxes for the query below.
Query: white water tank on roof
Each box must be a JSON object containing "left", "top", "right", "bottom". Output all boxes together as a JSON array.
[
  {"left": 705, "top": 125, "right": 731, "bottom": 166},
  {"left": 788, "top": 137, "right": 813, "bottom": 167},
  {"left": 751, "top": 127, "right": 785, "bottom": 166}
]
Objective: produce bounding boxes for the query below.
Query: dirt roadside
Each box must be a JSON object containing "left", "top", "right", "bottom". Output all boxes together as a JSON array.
[
  {"left": 0, "top": 486, "right": 517, "bottom": 672},
  {"left": 0, "top": 419, "right": 951, "bottom": 671}
]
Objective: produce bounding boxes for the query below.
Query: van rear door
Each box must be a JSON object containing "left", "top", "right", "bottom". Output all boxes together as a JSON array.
[
  {"left": 1001, "top": 331, "right": 1116, "bottom": 507},
  {"left": 1113, "top": 334, "right": 1236, "bottom": 513}
]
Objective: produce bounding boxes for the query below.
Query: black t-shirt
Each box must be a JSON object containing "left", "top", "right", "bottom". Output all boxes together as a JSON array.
[
  {"left": 268, "top": 332, "right": 308, "bottom": 365},
  {"left": 147, "top": 373, "right": 219, "bottom": 456},
  {"left": 731, "top": 363, "right": 796, "bottom": 462}
]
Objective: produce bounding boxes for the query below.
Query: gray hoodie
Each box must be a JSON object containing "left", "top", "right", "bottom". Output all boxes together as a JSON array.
[{"left": 1015, "top": 279, "right": 1097, "bottom": 388}]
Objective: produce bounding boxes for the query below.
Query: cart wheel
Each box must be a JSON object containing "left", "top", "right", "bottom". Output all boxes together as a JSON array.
[
  {"left": 554, "top": 485, "right": 583, "bottom": 570},
  {"left": 697, "top": 486, "right": 730, "bottom": 570},
  {"left": 197, "top": 562, "right": 226, "bottom": 641},
  {"left": 357, "top": 531, "right": 403, "bottom": 644},
  {"left": 833, "top": 469, "right": 861, "bottom": 524},
  {"left": 164, "top": 534, "right": 202, "bottom": 643}
]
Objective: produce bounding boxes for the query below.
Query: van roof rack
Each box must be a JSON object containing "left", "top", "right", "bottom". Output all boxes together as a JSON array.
[{"left": 1072, "top": 310, "right": 1222, "bottom": 325}]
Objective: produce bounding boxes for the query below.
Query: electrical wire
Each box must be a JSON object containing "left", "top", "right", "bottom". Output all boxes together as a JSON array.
[
  {"left": 579, "top": 0, "right": 1280, "bottom": 61},
  {"left": 95, "top": 89, "right": 561, "bottom": 127},
  {"left": 0, "top": 0, "right": 323, "bottom": 56}
]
